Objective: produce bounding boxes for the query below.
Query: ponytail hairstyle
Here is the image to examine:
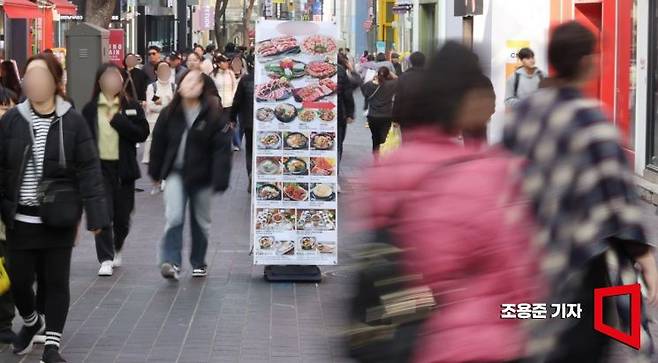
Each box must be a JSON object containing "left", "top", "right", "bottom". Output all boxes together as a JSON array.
[{"left": 376, "top": 66, "right": 392, "bottom": 85}]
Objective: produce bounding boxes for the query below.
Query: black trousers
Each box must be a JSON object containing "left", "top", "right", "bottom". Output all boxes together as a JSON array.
[
  {"left": 8, "top": 246, "right": 72, "bottom": 334},
  {"left": 243, "top": 128, "right": 254, "bottom": 177},
  {"left": 95, "top": 160, "right": 135, "bottom": 263},
  {"left": 367, "top": 117, "right": 392, "bottom": 152},
  {"left": 545, "top": 253, "right": 612, "bottom": 363}
]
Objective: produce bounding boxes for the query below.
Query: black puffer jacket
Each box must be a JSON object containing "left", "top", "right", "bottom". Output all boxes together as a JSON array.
[
  {"left": 82, "top": 97, "right": 149, "bottom": 182},
  {"left": 0, "top": 97, "right": 109, "bottom": 230},
  {"left": 148, "top": 98, "right": 232, "bottom": 192}
]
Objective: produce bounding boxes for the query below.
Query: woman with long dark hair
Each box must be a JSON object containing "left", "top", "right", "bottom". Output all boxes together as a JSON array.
[
  {"left": 361, "top": 66, "right": 397, "bottom": 153},
  {"left": 149, "top": 69, "right": 232, "bottom": 280},
  {"left": 0, "top": 60, "right": 21, "bottom": 99},
  {"left": 82, "top": 63, "right": 149, "bottom": 277},
  {"left": 0, "top": 53, "right": 108, "bottom": 363}
]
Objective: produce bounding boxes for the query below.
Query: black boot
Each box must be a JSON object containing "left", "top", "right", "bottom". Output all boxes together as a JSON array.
[{"left": 41, "top": 345, "right": 67, "bottom": 363}]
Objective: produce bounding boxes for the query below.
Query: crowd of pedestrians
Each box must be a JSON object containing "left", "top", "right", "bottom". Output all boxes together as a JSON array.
[
  {"left": 0, "top": 42, "right": 248, "bottom": 362},
  {"left": 0, "top": 21, "right": 654, "bottom": 363}
]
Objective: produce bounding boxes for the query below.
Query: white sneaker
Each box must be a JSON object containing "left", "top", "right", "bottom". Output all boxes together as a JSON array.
[
  {"left": 113, "top": 252, "right": 122, "bottom": 268},
  {"left": 98, "top": 261, "right": 113, "bottom": 276}
]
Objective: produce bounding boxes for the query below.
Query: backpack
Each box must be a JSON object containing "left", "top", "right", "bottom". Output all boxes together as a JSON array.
[
  {"left": 513, "top": 69, "right": 544, "bottom": 98},
  {"left": 152, "top": 81, "right": 176, "bottom": 95}
]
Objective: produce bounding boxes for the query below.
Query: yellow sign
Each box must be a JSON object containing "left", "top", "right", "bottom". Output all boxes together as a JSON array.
[{"left": 505, "top": 40, "right": 530, "bottom": 79}]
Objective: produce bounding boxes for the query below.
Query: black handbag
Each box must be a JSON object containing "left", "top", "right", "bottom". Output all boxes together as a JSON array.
[
  {"left": 37, "top": 178, "right": 82, "bottom": 227},
  {"left": 35, "top": 116, "right": 83, "bottom": 227},
  {"left": 347, "top": 228, "right": 437, "bottom": 363}
]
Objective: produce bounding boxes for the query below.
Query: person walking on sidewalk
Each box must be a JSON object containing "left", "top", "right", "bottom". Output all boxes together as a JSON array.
[
  {"left": 393, "top": 51, "right": 426, "bottom": 125},
  {"left": 0, "top": 53, "right": 109, "bottom": 363},
  {"left": 82, "top": 63, "right": 149, "bottom": 277},
  {"left": 361, "top": 66, "right": 398, "bottom": 153},
  {"left": 504, "top": 47, "right": 544, "bottom": 107},
  {"left": 212, "top": 54, "right": 240, "bottom": 151},
  {"left": 123, "top": 53, "right": 148, "bottom": 103},
  {"left": 231, "top": 57, "right": 255, "bottom": 192},
  {"left": 355, "top": 42, "right": 542, "bottom": 363},
  {"left": 143, "top": 61, "right": 176, "bottom": 165},
  {"left": 149, "top": 70, "right": 232, "bottom": 280},
  {"left": 503, "top": 22, "right": 658, "bottom": 362}
]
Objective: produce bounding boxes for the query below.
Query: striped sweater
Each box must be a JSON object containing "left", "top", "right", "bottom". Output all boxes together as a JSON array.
[{"left": 19, "top": 110, "right": 55, "bottom": 207}]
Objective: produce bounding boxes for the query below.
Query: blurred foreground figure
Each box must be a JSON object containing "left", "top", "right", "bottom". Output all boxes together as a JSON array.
[
  {"left": 503, "top": 21, "right": 658, "bottom": 362},
  {"left": 351, "top": 42, "right": 543, "bottom": 363}
]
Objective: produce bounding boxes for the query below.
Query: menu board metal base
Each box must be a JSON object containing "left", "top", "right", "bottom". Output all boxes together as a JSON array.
[{"left": 264, "top": 265, "right": 322, "bottom": 282}]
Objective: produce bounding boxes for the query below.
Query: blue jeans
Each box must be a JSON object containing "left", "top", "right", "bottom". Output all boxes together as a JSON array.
[{"left": 159, "top": 172, "right": 212, "bottom": 269}]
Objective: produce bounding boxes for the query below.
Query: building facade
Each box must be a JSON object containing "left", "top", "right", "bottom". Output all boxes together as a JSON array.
[{"left": 411, "top": 0, "right": 655, "bottom": 201}]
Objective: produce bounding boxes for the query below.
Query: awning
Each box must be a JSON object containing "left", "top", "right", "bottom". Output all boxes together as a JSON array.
[
  {"left": 51, "top": 0, "right": 76, "bottom": 16},
  {"left": 3, "top": 0, "right": 40, "bottom": 19}
]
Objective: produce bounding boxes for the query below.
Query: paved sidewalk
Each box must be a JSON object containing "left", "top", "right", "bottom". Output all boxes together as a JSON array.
[{"left": 1, "top": 100, "right": 658, "bottom": 362}]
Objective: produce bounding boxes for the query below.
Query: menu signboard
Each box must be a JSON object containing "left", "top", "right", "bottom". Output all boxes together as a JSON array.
[{"left": 252, "top": 20, "right": 339, "bottom": 266}]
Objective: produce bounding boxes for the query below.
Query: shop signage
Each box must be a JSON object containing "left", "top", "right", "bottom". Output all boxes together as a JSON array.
[
  {"left": 196, "top": 6, "right": 215, "bottom": 30},
  {"left": 252, "top": 20, "right": 340, "bottom": 266},
  {"left": 108, "top": 29, "right": 125, "bottom": 67},
  {"left": 60, "top": 15, "right": 84, "bottom": 21}
]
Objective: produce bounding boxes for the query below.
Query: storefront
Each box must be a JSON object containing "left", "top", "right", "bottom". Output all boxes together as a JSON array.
[
  {"left": 0, "top": 0, "right": 78, "bottom": 70},
  {"left": 550, "top": 0, "right": 638, "bottom": 165}
]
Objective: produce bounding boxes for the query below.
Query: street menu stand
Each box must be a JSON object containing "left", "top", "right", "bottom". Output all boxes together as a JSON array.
[{"left": 252, "top": 20, "right": 340, "bottom": 282}]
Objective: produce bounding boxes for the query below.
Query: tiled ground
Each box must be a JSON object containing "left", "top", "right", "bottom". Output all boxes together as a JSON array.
[{"left": 1, "top": 95, "right": 658, "bottom": 362}]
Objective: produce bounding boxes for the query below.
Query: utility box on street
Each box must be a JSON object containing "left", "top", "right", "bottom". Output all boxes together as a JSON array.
[{"left": 66, "top": 23, "right": 109, "bottom": 108}]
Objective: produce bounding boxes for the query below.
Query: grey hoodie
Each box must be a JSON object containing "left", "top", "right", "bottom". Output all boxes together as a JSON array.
[
  {"left": 504, "top": 67, "right": 544, "bottom": 107},
  {"left": 17, "top": 96, "right": 73, "bottom": 168}
]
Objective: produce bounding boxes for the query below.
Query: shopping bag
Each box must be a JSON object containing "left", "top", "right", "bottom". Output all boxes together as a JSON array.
[
  {"left": 379, "top": 123, "right": 401, "bottom": 156},
  {"left": 0, "top": 257, "right": 10, "bottom": 295}
]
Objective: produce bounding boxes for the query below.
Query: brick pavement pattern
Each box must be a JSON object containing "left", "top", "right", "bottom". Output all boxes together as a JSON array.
[{"left": 1, "top": 96, "right": 658, "bottom": 362}]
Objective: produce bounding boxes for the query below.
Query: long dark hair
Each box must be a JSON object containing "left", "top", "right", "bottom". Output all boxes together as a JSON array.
[
  {"left": 0, "top": 61, "right": 21, "bottom": 97},
  {"left": 92, "top": 63, "right": 129, "bottom": 108},
  {"left": 376, "top": 66, "right": 393, "bottom": 85},
  {"left": 0, "top": 86, "right": 17, "bottom": 106},
  {"left": 168, "top": 70, "right": 220, "bottom": 118},
  {"left": 23, "top": 53, "right": 66, "bottom": 99}
]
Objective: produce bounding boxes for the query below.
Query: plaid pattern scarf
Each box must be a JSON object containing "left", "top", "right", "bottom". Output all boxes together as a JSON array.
[{"left": 503, "top": 86, "right": 654, "bottom": 360}]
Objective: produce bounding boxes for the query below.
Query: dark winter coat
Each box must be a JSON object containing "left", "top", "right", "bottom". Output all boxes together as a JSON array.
[
  {"left": 148, "top": 98, "right": 232, "bottom": 192},
  {"left": 0, "top": 97, "right": 109, "bottom": 231},
  {"left": 230, "top": 72, "right": 254, "bottom": 129},
  {"left": 82, "top": 97, "right": 150, "bottom": 182}
]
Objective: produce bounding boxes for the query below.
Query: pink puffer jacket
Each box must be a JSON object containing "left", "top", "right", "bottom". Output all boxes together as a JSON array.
[{"left": 354, "top": 128, "right": 545, "bottom": 363}]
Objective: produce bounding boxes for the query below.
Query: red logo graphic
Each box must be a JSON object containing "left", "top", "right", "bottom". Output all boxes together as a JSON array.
[{"left": 593, "top": 283, "right": 641, "bottom": 349}]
